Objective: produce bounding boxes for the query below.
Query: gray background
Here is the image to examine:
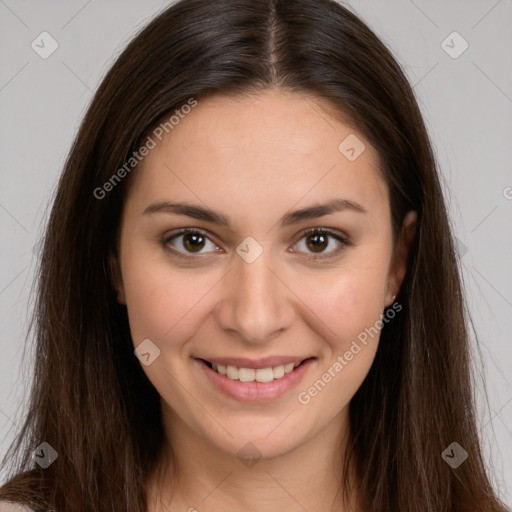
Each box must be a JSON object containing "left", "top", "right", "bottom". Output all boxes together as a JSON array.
[{"left": 0, "top": 0, "right": 511, "bottom": 505}]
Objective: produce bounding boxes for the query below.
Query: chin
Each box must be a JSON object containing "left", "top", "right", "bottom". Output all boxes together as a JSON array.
[{"left": 205, "top": 416, "right": 312, "bottom": 461}]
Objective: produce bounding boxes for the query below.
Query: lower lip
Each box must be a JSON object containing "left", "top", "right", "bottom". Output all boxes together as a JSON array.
[{"left": 196, "top": 358, "right": 315, "bottom": 402}]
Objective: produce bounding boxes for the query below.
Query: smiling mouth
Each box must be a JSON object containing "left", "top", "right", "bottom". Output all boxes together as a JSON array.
[{"left": 202, "top": 359, "right": 311, "bottom": 383}]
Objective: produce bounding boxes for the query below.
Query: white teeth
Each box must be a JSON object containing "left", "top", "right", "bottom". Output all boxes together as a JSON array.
[
  {"left": 272, "top": 365, "right": 285, "bottom": 379},
  {"left": 209, "top": 361, "right": 303, "bottom": 382},
  {"left": 238, "top": 367, "right": 256, "bottom": 382},
  {"left": 255, "top": 367, "right": 274, "bottom": 383},
  {"left": 226, "top": 365, "right": 239, "bottom": 379}
]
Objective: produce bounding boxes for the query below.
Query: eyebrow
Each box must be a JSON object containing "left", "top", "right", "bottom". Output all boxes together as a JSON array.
[{"left": 142, "top": 198, "right": 367, "bottom": 228}]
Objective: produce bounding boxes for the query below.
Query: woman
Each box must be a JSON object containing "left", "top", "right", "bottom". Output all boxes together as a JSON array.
[{"left": 0, "top": 0, "right": 507, "bottom": 510}]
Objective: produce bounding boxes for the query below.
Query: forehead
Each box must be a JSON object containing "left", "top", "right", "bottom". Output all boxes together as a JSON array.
[{"left": 127, "top": 89, "right": 388, "bottom": 223}]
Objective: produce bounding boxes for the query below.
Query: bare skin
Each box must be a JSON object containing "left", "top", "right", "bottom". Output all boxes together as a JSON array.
[{"left": 111, "top": 88, "right": 417, "bottom": 511}]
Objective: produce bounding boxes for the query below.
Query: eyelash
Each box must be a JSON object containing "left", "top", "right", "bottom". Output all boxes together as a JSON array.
[{"left": 162, "top": 227, "right": 351, "bottom": 261}]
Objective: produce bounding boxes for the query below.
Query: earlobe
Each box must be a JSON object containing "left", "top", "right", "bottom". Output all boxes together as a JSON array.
[
  {"left": 386, "top": 210, "right": 418, "bottom": 306},
  {"left": 109, "top": 251, "right": 126, "bottom": 305}
]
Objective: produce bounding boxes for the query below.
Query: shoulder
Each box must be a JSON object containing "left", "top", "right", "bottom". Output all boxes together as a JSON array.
[{"left": 0, "top": 501, "right": 34, "bottom": 512}]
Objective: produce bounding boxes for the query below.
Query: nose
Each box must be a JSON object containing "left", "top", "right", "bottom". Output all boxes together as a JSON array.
[{"left": 214, "top": 246, "right": 295, "bottom": 345}]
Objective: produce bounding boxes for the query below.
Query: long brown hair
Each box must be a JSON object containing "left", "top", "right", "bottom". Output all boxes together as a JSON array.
[{"left": 0, "top": 0, "right": 507, "bottom": 510}]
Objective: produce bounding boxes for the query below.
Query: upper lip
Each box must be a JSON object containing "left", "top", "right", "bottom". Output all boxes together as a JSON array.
[{"left": 197, "top": 356, "right": 313, "bottom": 369}]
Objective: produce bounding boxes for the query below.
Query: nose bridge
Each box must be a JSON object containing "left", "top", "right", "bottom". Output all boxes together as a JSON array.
[{"left": 216, "top": 240, "right": 294, "bottom": 344}]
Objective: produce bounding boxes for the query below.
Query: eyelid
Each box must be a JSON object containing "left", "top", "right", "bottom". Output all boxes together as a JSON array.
[
  {"left": 294, "top": 226, "right": 350, "bottom": 244},
  {"left": 162, "top": 227, "right": 351, "bottom": 260},
  {"left": 162, "top": 228, "right": 222, "bottom": 259},
  {"left": 289, "top": 227, "right": 351, "bottom": 260}
]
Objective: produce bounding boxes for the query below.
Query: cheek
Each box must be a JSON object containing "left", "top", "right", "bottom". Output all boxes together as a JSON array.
[
  {"left": 122, "top": 238, "right": 391, "bottom": 357},
  {"left": 119, "top": 238, "right": 212, "bottom": 350},
  {"left": 299, "top": 258, "right": 390, "bottom": 353},
  {"left": 293, "top": 265, "right": 388, "bottom": 417},
  {"left": 123, "top": 268, "right": 211, "bottom": 348}
]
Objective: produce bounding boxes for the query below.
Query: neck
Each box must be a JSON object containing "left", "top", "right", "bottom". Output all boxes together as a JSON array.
[{"left": 146, "top": 403, "right": 357, "bottom": 512}]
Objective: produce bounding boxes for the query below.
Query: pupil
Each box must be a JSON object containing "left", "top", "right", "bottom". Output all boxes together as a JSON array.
[
  {"left": 308, "top": 234, "right": 327, "bottom": 252},
  {"left": 184, "top": 234, "right": 205, "bottom": 252}
]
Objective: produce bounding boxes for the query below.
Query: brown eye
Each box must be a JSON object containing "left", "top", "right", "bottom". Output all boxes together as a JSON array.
[
  {"left": 306, "top": 233, "right": 329, "bottom": 253},
  {"left": 163, "top": 229, "right": 219, "bottom": 257},
  {"left": 182, "top": 232, "right": 206, "bottom": 252},
  {"left": 293, "top": 228, "right": 349, "bottom": 259}
]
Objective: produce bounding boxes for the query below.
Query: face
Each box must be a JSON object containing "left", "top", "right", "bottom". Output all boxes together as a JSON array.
[{"left": 112, "top": 88, "right": 416, "bottom": 461}]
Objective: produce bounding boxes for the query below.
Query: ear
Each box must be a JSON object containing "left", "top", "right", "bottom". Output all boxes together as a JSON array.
[
  {"left": 385, "top": 210, "right": 417, "bottom": 307},
  {"left": 109, "top": 250, "right": 126, "bottom": 305}
]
